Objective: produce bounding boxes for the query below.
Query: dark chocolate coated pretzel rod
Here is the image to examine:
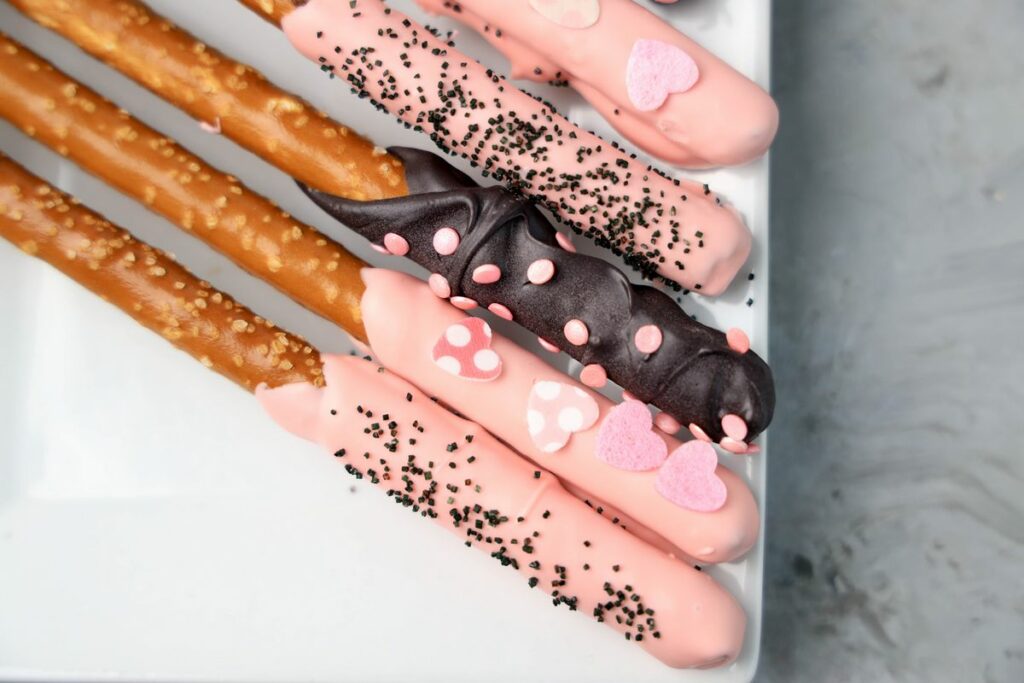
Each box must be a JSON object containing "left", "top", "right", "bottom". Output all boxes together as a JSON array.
[{"left": 300, "top": 148, "right": 774, "bottom": 447}]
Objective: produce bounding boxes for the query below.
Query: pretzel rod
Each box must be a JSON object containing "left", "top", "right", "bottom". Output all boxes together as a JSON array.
[
  {"left": 239, "top": 0, "right": 292, "bottom": 24},
  {"left": 6, "top": 0, "right": 408, "bottom": 201},
  {"left": 0, "top": 155, "right": 322, "bottom": 390},
  {"left": 0, "top": 156, "right": 747, "bottom": 669},
  {"left": 0, "top": 33, "right": 369, "bottom": 342}
]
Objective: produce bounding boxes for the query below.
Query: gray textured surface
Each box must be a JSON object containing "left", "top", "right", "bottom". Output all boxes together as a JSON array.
[{"left": 763, "top": 0, "right": 1024, "bottom": 681}]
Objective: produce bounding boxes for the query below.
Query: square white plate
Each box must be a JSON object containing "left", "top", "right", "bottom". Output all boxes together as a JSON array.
[{"left": 0, "top": 0, "right": 770, "bottom": 680}]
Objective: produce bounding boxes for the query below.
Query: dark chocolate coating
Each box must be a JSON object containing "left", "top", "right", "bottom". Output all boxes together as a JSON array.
[{"left": 298, "top": 147, "right": 774, "bottom": 442}]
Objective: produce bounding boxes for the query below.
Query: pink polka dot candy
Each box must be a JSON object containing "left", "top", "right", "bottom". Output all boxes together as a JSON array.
[
  {"left": 487, "top": 302, "right": 514, "bottom": 320},
  {"left": 563, "top": 319, "right": 589, "bottom": 346},
  {"left": 538, "top": 337, "right": 560, "bottom": 353},
  {"left": 432, "top": 227, "right": 461, "bottom": 255},
  {"left": 450, "top": 296, "right": 479, "bottom": 311},
  {"left": 555, "top": 232, "right": 577, "bottom": 253},
  {"left": 428, "top": 273, "right": 452, "bottom": 299},
  {"left": 527, "top": 258, "right": 556, "bottom": 285},
  {"left": 634, "top": 324, "right": 663, "bottom": 354},
  {"left": 472, "top": 264, "right": 502, "bottom": 284},
  {"left": 654, "top": 412, "right": 682, "bottom": 435},
  {"left": 579, "top": 363, "right": 607, "bottom": 389},
  {"left": 383, "top": 232, "right": 410, "bottom": 256}
]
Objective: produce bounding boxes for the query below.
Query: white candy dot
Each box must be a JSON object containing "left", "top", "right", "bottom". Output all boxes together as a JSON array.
[
  {"left": 558, "top": 407, "right": 585, "bottom": 432},
  {"left": 474, "top": 349, "right": 500, "bottom": 372},
  {"left": 534, "top": 381, "right": 562, "bottom": 401},
  {"left": 436, "top": 356, "right": 462, "bottom": 376},
  {"left": 445, "top": 324, "right": 472, "bottom": 347},
  {"left": 527, "top": 409, "right": 545, "bottom": 436},
  {"left": 542, "top": 441, "right": 563, "bottom": 453}
]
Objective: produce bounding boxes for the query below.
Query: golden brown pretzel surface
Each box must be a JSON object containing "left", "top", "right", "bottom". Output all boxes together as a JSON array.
[
  {"left": 0, "top": 155, "right": 323, "bottom": 390},
  {"left": 7, "top": 0, "right": 407, "bottom": 201},
  {"left": 238, "top": 0, "right": 294, "bottom": 25},
  {"left": 0, "top": 33, "right": 369, "bottom": 342}
]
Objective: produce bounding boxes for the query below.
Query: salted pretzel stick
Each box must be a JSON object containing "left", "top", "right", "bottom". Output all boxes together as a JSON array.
[
  {"left": 0, "top": 155, "right": 322, "bottom": 390},
  {"left": 0, "top": 158, "right": 746, "bottom": 670},
  {"left": 6, "top": 0, "right": 407, "bottom": 201},
  {"left": 0, "top": 33, "right": 368, "bottom": 342},
  {"left": 240, "top": 0, "right": 292, "bottom": 24}
]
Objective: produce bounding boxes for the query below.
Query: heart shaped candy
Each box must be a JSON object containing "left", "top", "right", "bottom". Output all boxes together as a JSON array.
[
  {"left": 655, "top": 441, "right": 727, "bottom": 512},
  {"left": 595, "top": 400, "right": 668, "bottom": 471},
  {"left": 527, "top": 381, "right": 600, "bottom": 453},
  {"left": 528, "top": 0, "right": 600, "bottom": 30},
  {"left": 432, "top": 318, "right": 502, "bottom": 382},
  {"left": 626, "top": 39, "right": 700, "bottom": 112}
]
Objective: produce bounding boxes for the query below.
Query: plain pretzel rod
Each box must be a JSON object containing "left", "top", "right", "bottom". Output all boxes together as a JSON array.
[
  {"left": 0, "top": 154, "right": 324, "bottom": 390},
  {"left": 0, "top": 33, "right": 370, "bottom": 343},
  {"left": 6, "top": 0, "right": 408, "bottom": 201}
]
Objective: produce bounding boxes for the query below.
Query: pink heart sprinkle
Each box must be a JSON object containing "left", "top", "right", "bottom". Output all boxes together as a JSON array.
[
  {"left": 595, "top": 400, "right": 669, "bottom": 472},
  {"left": 432, "top": 318, "right": 501, "bottom": 382},
  {"left": 655, "top": 441, "right": 727, "bottom": 512},
  {"left": 626, "top": 39, "right": 700, "bottom": 112},
  {"left": 527, "top": 381, "right": 600, "bottom": 453}
]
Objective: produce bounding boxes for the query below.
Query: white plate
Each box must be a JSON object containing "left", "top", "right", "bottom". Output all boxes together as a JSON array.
[{"left": 0, "top": 0, "right": 770, "bottom": 680}]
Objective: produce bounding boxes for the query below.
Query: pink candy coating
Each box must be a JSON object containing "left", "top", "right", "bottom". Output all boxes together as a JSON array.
[
  {"left": 721, "top": 414, "right": 749, "bottom": 441},
  {"left": 726, "top": 327, "right": 751, "bottom": 354},
  {"left": 472, "top": 264, "right": 502, "bottom": 284},
  {"left": 555, "top": 232, "right": 577, "bottom": 253},
  {"left": 383, "top": 233, "right": 410, "bottom": 256},
  {"left": 634, "top": 324, "right": 664, "bottom": 354},
  {"left": 487, "top": 302, "right": 514, "bottom": 320},
  {"left": 654, "top": 412, "right": 682, "bottom": 435},
  {"left": 432, "top": 227, "right": 461, "bottom": 255},
  {"left": 450, "top": 296, "right": 479, "bottom": 310},
  {"left": 579, "top": 364, "right": 608, "bottom": 389},
  {"left": 527, "top": 258, "right": 556, "bottom": 285},
  {"left": 563, "top": 319, "right": 589, "bottom": 346},
  {"left": 428, "top": 273, "right": 452, "bottom": 299},
  {"left": 537, "top": 337, "right": 561, "bottom": 353}
]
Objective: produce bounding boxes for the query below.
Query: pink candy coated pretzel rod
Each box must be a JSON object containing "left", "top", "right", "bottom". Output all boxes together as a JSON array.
[
  {"left": 272, "top": 0, "right": 751, "bottom": 294},
  {"left": 257, "top": 354, "right": 747, "bottom": 669},
  {"left": 415, "top": 0, "right": 778, "bottom": 167}
]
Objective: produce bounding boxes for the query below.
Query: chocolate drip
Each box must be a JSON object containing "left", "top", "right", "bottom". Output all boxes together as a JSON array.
[{"left": 298, "top": 147, "right": 774, "bottom": 442}]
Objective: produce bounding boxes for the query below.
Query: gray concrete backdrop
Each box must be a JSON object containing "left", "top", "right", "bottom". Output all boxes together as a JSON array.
[{"left": 763, "top": 1, "right": 1024, "bottom": 681}]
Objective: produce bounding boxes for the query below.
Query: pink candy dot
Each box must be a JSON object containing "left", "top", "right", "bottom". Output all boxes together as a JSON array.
[
  {"left": 563, "top": 319, "right": 589, "bottom": 346},
  {"left": 527, "top": 259, "right": 556, "bottom": 285},
  {"left": 537, "top": 337, "right": 560, "bottom": 353},
  {"left": 720, "top": 437, "right": 749, "bottom": 455},
  {"left": 654, "top": 412, "right": 682, "bottom": 435},
  {"left": 432, "top": 227, "right": 461, "bottom": 255},
  {"left": 688, "top": 423, "right": 713, "bottom": 443},
  {"left": 726, "top": 327, "right": 751, "bottom": 354},
  {"left": 383, "top": 233, "right": 409, "bottom": 256},
  {"left": 487, "top": 303, "right": 514, "bottom": 320},
  {"left": 371, "top": 243, "right": 390, "bottom": 255},
  {"left": 580, "top": 364, "right": 607, "bottom": 388},
  {"left": 622, "top": 389, "right": 639, "bottom": 402},
  {"left": 721, "top": 414, "right": 749, "bottom": 441},
  {"left": 634, "top": 324, "right": 663, "bottom": 354},
  {"left": 472, "top": 264, "right": 502, "bottom": 284},
  {"left": 450, "top": 296, "right": 478, "bottom": 310},
  {"left": 555, "top": 232, "right": 577, "bottom": 253},
  {"left": 428, "top": 273, "right": 451, "bottom": 299}
]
